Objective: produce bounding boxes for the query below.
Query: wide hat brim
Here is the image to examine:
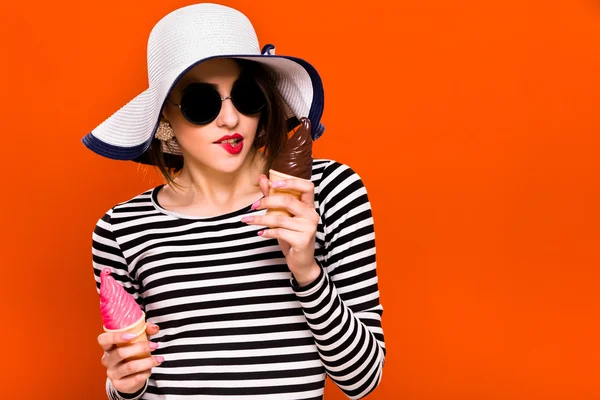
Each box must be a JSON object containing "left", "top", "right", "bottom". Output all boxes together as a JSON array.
[
  {"left": 82, "top": 3, "right": 325, "bottom": 168},
  {"left": 82, "top": 51, "right": 324, "bottom": 167}
]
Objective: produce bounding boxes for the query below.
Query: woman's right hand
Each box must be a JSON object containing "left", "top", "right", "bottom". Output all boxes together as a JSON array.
[{"left": 97, "top": 322, "right": 163, "bottom": 395}]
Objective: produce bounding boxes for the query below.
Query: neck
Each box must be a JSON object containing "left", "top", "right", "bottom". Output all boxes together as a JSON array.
[{"left": 171, "top": 148, "right": 266, "bottom": 208}]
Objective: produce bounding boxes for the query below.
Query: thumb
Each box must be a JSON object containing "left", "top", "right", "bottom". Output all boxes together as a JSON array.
[
  {"left": 146, "top": 321, "right": 160, "bottom": 336},
  {"left": 258, "top": 174, "right": 270, "bottom": 197}
]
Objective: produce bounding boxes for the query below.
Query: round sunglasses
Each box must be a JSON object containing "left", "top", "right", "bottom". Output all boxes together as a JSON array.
[{"left": 165, "top": 78, "right": 266, "bottom": 125}]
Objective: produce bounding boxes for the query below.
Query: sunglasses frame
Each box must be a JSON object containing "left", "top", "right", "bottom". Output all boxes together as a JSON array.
[{"left": 165, "top": 78, "right": 266, "bottom": 126}]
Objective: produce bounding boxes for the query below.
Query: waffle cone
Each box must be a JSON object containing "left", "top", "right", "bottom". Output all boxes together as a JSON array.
[
  {"left": 103, "top": 312, "right": 150, "bottom": 360},
  {"left": 267, "top": 170, "right": 310, "bottom": 218}
]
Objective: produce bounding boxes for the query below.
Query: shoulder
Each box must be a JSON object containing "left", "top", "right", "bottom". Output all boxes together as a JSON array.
[
  {"left": 311, "top": 159, "right": 373, "bottom": 229},
  {"left": 94, "top": 187, "right": 159, "bottom": 229},
  {"left": 311, "top": 158, "right": 367, "bottom": 199}
]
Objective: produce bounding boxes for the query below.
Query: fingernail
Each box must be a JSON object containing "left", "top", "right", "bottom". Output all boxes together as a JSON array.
[
  {"left": 148, "top": 322, "right": 159, "bottom": 329},
  {"left": 257, "top": 230, "right": 264, "bottom": 236},
  {"left": 241, "top": 216, "right": 254, "bottom": 223},
  {"left": 251, "top": 201, "right": 260, "bottom": 210},
  {"left": 122, "top": 333, "right": 137, "bottom": 341},
  {"left": 156, "top": 356, "right": 165, "bottom": 363},
  {"left": 149, "top": 342, "right": 159, "bottom": 350},
  {"left": 271, "top": 180, "right": 286, "bottom": 188}
]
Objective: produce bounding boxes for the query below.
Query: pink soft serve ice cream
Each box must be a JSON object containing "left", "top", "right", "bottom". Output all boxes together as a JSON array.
[{"left": 100, "top": 268, "right": 143, "bottom": 329}]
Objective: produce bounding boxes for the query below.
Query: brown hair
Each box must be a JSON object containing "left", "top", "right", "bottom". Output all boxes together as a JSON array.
[{"left": 148, "top": 59, "right": 290, "bottom": 186}]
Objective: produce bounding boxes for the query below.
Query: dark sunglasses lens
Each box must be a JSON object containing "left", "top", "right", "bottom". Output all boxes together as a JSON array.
[
  {"left": 232, "top": 79, "right": 266, "bottom": 115},
  {"left": 180, "top": 83, "right": 221, "bottom": 125}
]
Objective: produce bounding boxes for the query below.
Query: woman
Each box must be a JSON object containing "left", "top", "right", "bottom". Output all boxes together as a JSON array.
[{"left": 85, "top": 4, "right": 385, "bottom": 399}]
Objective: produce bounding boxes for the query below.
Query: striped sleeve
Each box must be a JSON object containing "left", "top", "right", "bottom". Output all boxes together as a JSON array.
[
  {"left": 92, "top": 208, "right": 148, "bottom": 400},
  {"left": 293, "top": 161, "right": 386, "bottom": 399}
]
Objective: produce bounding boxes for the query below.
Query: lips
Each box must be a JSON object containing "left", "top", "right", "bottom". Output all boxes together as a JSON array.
[
  {"left": 214, "top": 133, "right": 243, "bottom": 144},
  {"left": 215, "top": 133, "right": 244, "bottom": 155}
]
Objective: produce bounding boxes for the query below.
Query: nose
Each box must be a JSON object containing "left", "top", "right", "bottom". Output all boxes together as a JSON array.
[{"left": 215, "top": 95, "right": 239, "bottom": 129}]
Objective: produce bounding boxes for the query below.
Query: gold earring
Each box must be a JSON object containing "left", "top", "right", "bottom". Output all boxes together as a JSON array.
[{"left": 155, "top": 120, "right": 175, "bottom": 141}]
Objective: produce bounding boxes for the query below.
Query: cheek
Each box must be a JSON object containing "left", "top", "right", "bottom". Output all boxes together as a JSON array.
[
  {"left": 242, "top": 115, "right": 261, "bottom": 138},
  {"left": 172, "top": 124, "right": 210, "bottom": 150}
]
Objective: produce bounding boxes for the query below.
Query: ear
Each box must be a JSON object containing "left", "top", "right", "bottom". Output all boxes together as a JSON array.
[{"left": 160, "top": 104, "right": 172, "bottom": 123}]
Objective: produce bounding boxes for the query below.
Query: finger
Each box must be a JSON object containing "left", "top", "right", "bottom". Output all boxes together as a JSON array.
[
  {"left": 108, "top": 355, "right": 164, "bottom": 382},
  {"left": 258, "top": 174, "right": 270, "bottom": 197},
  {"left": 104, "top": 341, "right": 160, "bottom": 369},
  {"left": 111, "top": 370, "right": 152, "bottom": 396},
  {"left": 254, "top": 195, "right": 317, "bottom": 220},
  {"left": 242, "top": 213, "right": 310, "bottom": 232},
  {"left": 258, "top": 227, "right": 313, "bottom": 247},
  {"left": 101, "top": 350, "right": 111, "bottom": 368},
  {"left": 98, "top": 331, "right": 142, "bottom": 352},
  {"left": 269, "top": 178, "right": 314, "bottom": 205}
]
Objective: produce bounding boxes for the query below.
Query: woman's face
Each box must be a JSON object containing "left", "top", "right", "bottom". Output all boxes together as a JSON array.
[{"left": 162, "top": 58, "right": 261, "bottom": 174}]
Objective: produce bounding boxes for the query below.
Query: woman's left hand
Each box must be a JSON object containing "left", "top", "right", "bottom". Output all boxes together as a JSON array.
[{"left": 240, "top": 174, "right": 321, "bottom": 287}]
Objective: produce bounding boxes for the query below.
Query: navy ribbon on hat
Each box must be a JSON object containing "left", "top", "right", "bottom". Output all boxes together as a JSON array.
[{"left": 261, "top": 44, "right": 276, "bottom": 55}]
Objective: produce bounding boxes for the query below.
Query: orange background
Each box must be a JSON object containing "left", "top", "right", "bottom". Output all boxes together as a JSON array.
[{"left": 0, "top": 0, "right": 599, "bottom": 398}]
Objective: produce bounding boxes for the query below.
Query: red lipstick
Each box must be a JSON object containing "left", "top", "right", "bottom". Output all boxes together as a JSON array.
[{"left": 214, "top": 133, "right": 244, "bottom": 155}]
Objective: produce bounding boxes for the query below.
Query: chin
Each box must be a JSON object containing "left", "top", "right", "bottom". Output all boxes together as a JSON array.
[
  {"left": 211, "top": 154, "right": 252, "bottom": 174},
  {"left": 217, "top": 163, "right": 245, "bottom": 174}
]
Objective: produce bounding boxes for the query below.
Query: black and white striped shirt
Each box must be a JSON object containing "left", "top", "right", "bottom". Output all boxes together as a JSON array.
[{"left": 92, "top": 159, "right": 386, "bottom": 400}]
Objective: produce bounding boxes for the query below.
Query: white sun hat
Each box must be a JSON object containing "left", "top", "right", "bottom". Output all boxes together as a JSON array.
[{"left": 82, "top": 3, "right": 324, "bottom": 164}]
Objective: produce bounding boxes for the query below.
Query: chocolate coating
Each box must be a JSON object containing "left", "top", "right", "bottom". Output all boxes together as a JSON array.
[{"left": 271, "top": 117, "right": 313, "bottom": 180}]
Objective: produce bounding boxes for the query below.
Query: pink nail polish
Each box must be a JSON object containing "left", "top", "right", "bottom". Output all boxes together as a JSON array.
[
  {"left": 257, "top": 230, "right": 264, "bottom": 236},
  {"left": 122, "top": 333, "right": 137, "bottom": 341},
  {"left": 251, "top": 201, "right": 260, "bottom": 210},
  {"left": 271, "top": 180, "right": 286, "bottom": 188},
  {"left": 241, "top": 216, "right": 253, "bottom": 223},
  {"left": 149, "top": 342, "right": 159, "bottom": 349},
  {"left": 156, "top": 356, "right": 165, "bottom": 363}
]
